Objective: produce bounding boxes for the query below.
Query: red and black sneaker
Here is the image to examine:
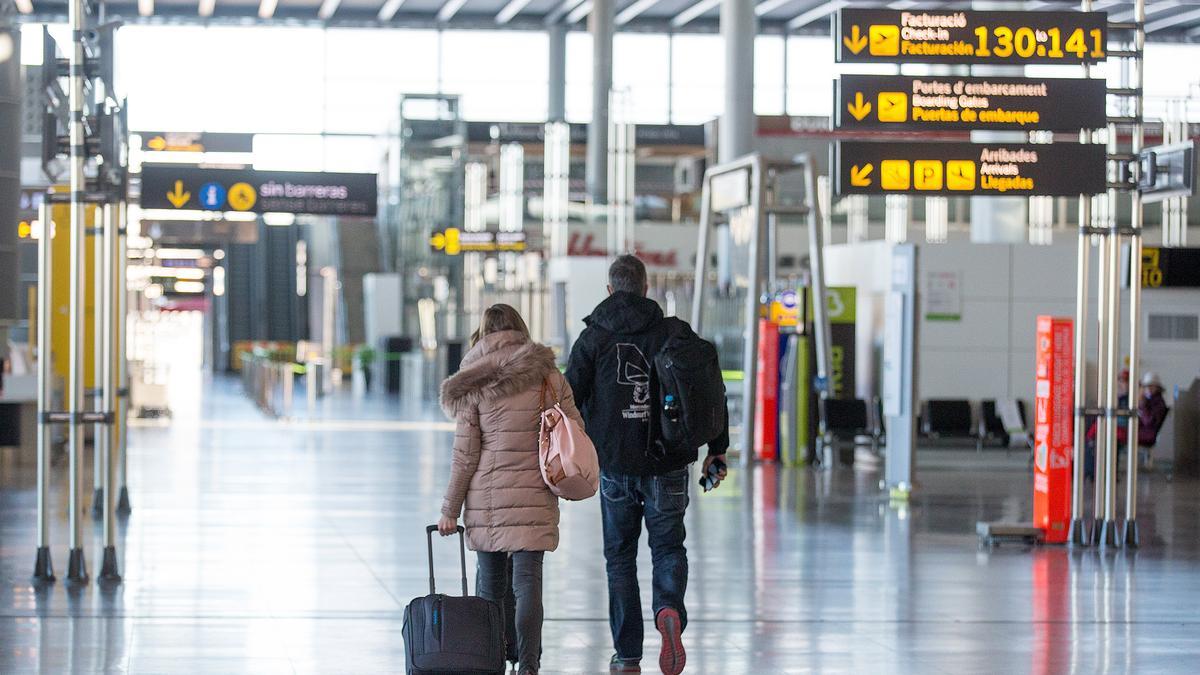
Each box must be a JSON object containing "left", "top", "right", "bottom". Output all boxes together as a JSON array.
[{"left": 655, "top": 608, "right": 686, "bottom": 675}]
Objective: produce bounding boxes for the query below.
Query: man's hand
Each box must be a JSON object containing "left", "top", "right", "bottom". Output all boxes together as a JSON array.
[
  {"left": 437, "top": 515, "right": 459, "bottom": 536},
  {"left": 703, "top": 454, "right": 728, "bottom": 489}
]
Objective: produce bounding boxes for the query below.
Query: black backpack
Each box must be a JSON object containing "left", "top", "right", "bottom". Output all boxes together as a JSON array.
[{"left": 653, "top": 325, "right": 727, "bottom": 454}]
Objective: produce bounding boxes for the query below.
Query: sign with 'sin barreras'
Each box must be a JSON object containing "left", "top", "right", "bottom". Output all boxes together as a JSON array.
[{"left": 140, "top": 165, "right": 378, "bottom": 216}]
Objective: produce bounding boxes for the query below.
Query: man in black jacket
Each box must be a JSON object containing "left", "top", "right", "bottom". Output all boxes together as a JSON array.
[{"left": 566, "top": 255, "right": 728, "bottom": 675}]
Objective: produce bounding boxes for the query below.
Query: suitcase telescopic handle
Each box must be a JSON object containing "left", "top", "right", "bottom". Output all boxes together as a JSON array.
[{"left": 425, "top": 524, "right": 469, "bottom": 597}]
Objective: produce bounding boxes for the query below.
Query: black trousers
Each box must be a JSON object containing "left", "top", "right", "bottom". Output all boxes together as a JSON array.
[{"left": 476, "top": 551, "right": 544, "bottom": 672}]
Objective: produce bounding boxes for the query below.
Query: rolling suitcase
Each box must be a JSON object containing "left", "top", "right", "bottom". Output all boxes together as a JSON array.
[{"left": 403, "top": 525, "right": 505, "bottom": 675}]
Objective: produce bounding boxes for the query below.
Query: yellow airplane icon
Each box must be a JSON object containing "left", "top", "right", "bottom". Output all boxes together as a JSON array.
[
  {"left": 881, "top": 160, "right": 911, "bottom": 191},
  {"left": 869, "top": 25, "right": 900, "bottom": 56},
  {"left": 947, "top": 161, "right": 977, "bottom": 191},
  {"left": 877, "top": 92, "right": 907, "bottom": 123}
]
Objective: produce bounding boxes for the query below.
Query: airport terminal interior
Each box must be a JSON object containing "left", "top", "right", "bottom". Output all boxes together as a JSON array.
[{"left": 2, "top": 0, "right": 1200, "bottom": 673}]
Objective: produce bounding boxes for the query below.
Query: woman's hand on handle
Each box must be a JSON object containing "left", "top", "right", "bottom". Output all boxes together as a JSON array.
[{"left": 437, "top": 515, "right": 459, "bottom": 537}]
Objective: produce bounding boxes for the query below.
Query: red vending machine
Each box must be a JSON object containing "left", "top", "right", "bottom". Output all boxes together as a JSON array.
[{"left": 1033, "top": 316, "right": 1074, "bottom": 543}]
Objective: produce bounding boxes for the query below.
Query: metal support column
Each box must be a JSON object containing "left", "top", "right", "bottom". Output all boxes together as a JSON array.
[
  {"left": 34, "top": 200, "right": 55, "bottom": 583},
  {"left": 720, "top": 0, "right": 755, "bottom": 162},
  {"left": 1123, "top": 1, "right": 1146, "bottom": 549},
  {"left": 586, "top": 0, "right": 613, "bottom": 203},
  {"left": 66, "top": 0, "right": 89, "bottom": 583},
  {"left": 548, "top": 22, "right": 566, "bottom": 123}
]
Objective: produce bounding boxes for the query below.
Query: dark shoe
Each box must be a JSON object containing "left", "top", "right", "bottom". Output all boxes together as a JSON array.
[
  {"left": 655, "top": 608, "right": 686, "bottom": 675},
  {"left": 610, "top": 654, "right": 642, "bottom": 673}
]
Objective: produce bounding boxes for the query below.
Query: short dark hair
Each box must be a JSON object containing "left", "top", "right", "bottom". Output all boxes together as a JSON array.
[{"left": 609, "top": 254, "right": 647, "bottom": 295}]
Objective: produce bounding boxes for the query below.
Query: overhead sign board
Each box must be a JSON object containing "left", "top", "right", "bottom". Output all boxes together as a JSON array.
[
  {"left": 834, "top": 141, "right": 1106, "bottom": 197},
  {"left": 429, "top": 227, "right": 527, "bottom": 255},
  {"left": 835, "top": 74, "right": 1107, "bottom": 132},
  {"left": 836, "top": 9, "right": 1107, "bottom": 65},
  {"left": 137, "top": 131, "right": 254, "bottom": 153},
  {"left": 140, "top": 165, "right": 377, "bottom": 216},
  {"left": 1140, "top": 247, "right": 1200, "bottom": 289}
]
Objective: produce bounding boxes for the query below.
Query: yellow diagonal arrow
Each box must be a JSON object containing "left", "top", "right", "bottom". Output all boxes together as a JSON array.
[
  {"left": 166, "top": 180, "right": 190, "bottom": 208},
  {"left": 843, "top": 25, "right": 868, "bottom": 55},
  {"left": 850, "top": 164, "right": 873, "bottom": 187},
  {"left": 847, "top": 92, "right": 872, "bottom": 121}
]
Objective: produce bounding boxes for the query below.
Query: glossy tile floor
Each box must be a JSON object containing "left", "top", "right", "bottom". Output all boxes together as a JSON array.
[{"left": 3, "top": 373, "right": 1200, "bottom": 674}]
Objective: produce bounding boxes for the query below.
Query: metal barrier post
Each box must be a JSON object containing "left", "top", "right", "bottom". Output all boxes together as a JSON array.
[
  {"left": 803, "top": 157, "right": 834, "bottom": 424},
  {"left": 66, "top": 0, "right": 89, "bottom": 583},
  {"left": 1069, "top": 215, "right": 1091, "bottom": 546},
  {"left": 92, "top": 199, "right": 106, "bottom": 519},
  {"left": 1123, "top": 0, "right": 1146, "bottom": 548},
  {"left": 1101, "top": 223, "right": 1122, "bottom": 548},
  {"left": 116, "top": 202, "right": 131, "bottom": 515},
  {"left": 33, "top": 200, "right": 55, "bottom": 582},
  {"left": 99, "top": 203, "right": 120, "bottom": 581},
  {"left": 739, "top": 157, "right": 765, "bottom": 468}
]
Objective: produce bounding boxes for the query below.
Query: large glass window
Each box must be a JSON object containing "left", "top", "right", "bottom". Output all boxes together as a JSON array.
[
  {"left": 565, "top": 31, "right": 594, "bottom": 123},
  {"left": 671, "top": 34, "right": 725, "bottom": 124},
  {"left": 322, "top": 29, "right": 441, "bottom": 134},
  {"left": 785, "top": 36, "right": 835, "bottom": 117},
  {"left": 613, "top": 33, "right": 671, "bottom": 123},
  {"left": 755, "top": 35, "right": 785, "bottom": 116},
  {"left": 441, "top": 30, "right": 549, "bottom": 122},
  {"left": 118, "top": 25, "right": 326, "bottom": 133}
]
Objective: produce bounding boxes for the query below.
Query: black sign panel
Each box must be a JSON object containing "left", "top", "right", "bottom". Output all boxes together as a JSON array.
[
  {"left": 140, "top": 165, "right": 377, "bottom": 216},
  {"left": 834, "top": 142, "right": 1106, "bottom": 197},
  {"left": 836, "top": 9, "right": 1107, "bottom": 64},
  {"left": 137, "top": 131, "right": 255, "bottom": 153},
  {"left": 1142, "top": 248, "right": 1200, "bottom": 289},
  {"left": 835, "top": 74, "right": 1106, "bottom": 132}
]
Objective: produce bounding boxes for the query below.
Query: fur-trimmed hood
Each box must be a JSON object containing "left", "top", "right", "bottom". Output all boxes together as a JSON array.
[{"left": 439, "top": 330, "right": 558, "bottom": 419}]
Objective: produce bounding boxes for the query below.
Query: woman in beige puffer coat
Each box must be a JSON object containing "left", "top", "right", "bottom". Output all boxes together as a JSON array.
[{"left": 438, "top": 304, "right": 584, "bottom": 675}]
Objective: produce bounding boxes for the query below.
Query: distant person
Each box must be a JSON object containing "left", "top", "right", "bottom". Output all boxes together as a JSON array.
[
  {"left": 1085, "top": 370, "right": 1169, "bottom": 478},
  {"left": 566, "top": 254, "right": 729, "bottom": 675},
  {"left": 1134, "top": 372, "right": 1169, "bottom": 449},
  {"left": 438, "top": 303, "right": 585, "bottom": 675}
]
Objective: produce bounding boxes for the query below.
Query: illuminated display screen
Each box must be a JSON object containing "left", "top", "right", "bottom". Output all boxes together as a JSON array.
[
  {"left": 834, "top": 141, "right": 1107, "bottom": 197},
  {"left": 836, "top": 9, "right": 1107, "bottom": 65},
  {"left": 834, "top": 74, "right": 1107, "bottom": 132}
]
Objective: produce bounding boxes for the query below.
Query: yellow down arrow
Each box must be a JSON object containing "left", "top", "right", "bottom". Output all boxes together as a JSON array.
[
  {"left": 166, "top": 180, "right": 190, "bottom": 208},
  {"left": 843, "top": 25, "right": 867, "bottom": 55},
  {"left": 847, "top": 92, "right": 872, "bottom": 121},
  {"left": 850, "top": 164, "right": 873, "bottom": 187}
]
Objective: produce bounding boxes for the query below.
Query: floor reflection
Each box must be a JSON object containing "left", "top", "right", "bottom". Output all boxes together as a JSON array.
[{"left": 2, "top": 376, "right": 1199, "bottom": 673}]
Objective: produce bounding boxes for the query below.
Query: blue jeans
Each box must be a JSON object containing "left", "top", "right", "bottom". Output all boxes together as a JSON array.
[{"left": 600, "top": 468, "right": 690, "bottom": 661}]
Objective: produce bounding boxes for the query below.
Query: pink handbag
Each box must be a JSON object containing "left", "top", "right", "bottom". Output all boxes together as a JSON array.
[{"left": 539, "top": 379, "right": 599, "bottom": 501}]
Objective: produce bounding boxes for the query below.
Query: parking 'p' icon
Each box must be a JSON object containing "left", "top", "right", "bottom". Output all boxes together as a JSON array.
[{"left": 914, "top": 161, "right": 943, "bottom": 191}]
